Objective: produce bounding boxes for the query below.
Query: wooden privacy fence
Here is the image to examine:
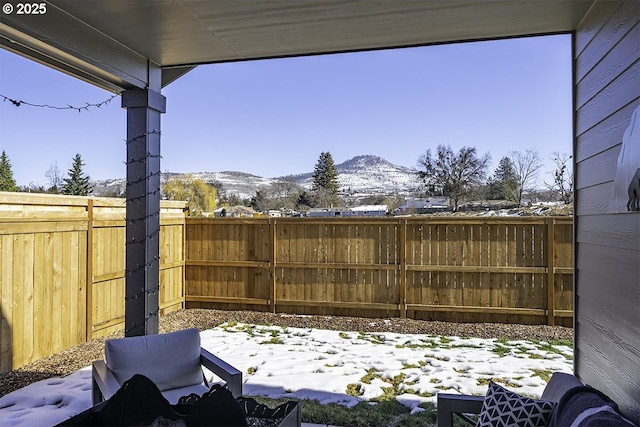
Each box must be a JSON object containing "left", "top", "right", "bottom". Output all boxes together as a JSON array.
[
  {"left": 185, "top": 217, "right": 573, "bottom": 326},
  {"left": 0, "top": 193, "right": 186, "bottom": 372},
  {"left": 0, "top": 194, "right": 573, "bottom": 373}
]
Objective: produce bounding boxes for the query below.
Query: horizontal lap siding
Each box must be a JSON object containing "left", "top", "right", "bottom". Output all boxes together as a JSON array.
[{"left": 574, "top": 0, "right": 640, "bottom": 422}]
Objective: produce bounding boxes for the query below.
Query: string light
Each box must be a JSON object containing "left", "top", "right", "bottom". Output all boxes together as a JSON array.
[
  {"left": 126, "top": 213, "right": 160, "bottom": 225},
  {"left": 125, "top": 280, "right": 160, "bottom": 299},
  {"left": 125, "top": 310, "right": 159, "bottom": 335},
  {"left": 125, "top": 130, "right": 161, "bottom": 145},
  {"left": 121, "top": 128, "right": 163, "bottom": 335},
  {"left": 127, "top": 189, "right": 162, "bottom": 203},
  {"left": 1, "top": 92, "right": 167, "bottom": 335},
  {"left": 126, "top": 172, "right": 162, "bottom": 187},
  {"left": 0, "top": 93, "right": 120, "bottom": 112},
  {"left": 126, "top": 154, "right": 162, "bottom": 165},
  {"left": 126, "top": 230, "right": 160, "bottom": 246}
]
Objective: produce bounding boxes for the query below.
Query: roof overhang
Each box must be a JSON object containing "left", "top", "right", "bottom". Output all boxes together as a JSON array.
[{"left": 0, "top": 0, "right": 594, "bottom": 92}]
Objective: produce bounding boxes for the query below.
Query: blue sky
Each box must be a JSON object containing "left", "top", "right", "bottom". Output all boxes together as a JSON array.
[{"left": 0, "top": 34, "right": 572, "bottom": 188}]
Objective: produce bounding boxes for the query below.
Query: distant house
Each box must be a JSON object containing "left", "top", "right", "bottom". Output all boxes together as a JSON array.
[
  {"left": 213, "top": 205, "right": 256, "bottom": 217},
  {"left": 349, "top": 205, "right": 389, "bottom": 217},
  {"left": 307, "top": 205, "right": 388, "bottom": 217},
  {"left": 396, "top": 197, "right": 449, "bottom": 214},
  {"left": 307, "top": 207, "right": 351, "bottom": 217}
]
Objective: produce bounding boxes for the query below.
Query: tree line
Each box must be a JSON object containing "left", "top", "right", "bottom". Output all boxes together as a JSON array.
[
  {"left": 243, "top": 147, "right": 572, "bottom": 214},
  {"left": 416, "top": 145, "right": 573, "bottom": 211},
  {"left": 0, "top": 151, "right": 93, "bottom": 195},
  {"left": 1, "top": 145, "right": 573, "bottom": 215}
]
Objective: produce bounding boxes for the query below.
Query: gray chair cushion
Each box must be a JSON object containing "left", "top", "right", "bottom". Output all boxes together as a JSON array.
[
  {"left": 105, "top": 328, "right": 203, "bottom": 391},
  {"left": 541, "top": 372, "right": 584, "bottom": 403}
]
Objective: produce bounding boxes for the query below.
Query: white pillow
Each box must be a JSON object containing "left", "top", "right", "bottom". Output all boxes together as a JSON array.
[{"left": 105, "top": 328, "right": 203, "bottom": 391}]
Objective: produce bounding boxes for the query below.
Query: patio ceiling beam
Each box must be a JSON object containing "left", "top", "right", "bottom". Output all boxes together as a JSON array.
[{"left": 0, "top": 2, "right": 151, "bottom": 92}]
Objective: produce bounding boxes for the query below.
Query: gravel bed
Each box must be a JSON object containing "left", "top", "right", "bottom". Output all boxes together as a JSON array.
[{"left": 0, "top": 309, "right": 573, "bottom": 397}]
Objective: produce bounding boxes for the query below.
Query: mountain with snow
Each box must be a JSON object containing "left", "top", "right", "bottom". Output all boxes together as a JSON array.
[
  {"left": 91, "top": 155, "right": 423, "bottom": 199},
  {"left": 285, "top": 155, "right": 422, "bottom": 197}
]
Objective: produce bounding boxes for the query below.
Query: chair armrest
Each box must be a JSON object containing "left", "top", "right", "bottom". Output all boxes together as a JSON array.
[
  {"left": 200, "top": 348, "right": 243, "bottom": 398},
  {"left": 437, "top": 393, "right": 485, "bottom": 427},
  {"left": 92, "top": 360, "right": 121, "bottom": 406}
]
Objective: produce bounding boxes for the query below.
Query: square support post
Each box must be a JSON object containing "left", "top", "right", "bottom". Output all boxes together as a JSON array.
[{"left": 122, "top": 88, "right": 166, "bottom": 336}]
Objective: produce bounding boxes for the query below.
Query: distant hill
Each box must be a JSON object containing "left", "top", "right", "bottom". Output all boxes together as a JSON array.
[
  {"left": 283, "top": 155, "right": 422, "bottom": 197},
  {"left": 91, "top": 154, "right": 423, "bottom": 199}
]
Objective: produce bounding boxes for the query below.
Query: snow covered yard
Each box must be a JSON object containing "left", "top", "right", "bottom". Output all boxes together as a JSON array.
[{"left": 0, "top": 322, "right": 573, "bottom": 426}]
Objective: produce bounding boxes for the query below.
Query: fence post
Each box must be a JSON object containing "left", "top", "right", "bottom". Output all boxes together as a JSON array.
[
  {"left": 546, "top": 218, "right": 556, "bottom": 326},
  {"left": 269, "top": 218, "right": 277, "bottom": 313},
  {"left": 85, "top": 199, "right": 94, "bottom": 341},
  {"left": 399, "top": 219, "right": 407, "bottom": 318}
]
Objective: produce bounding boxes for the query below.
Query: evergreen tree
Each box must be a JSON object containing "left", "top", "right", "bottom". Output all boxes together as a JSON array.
[
  {"left": 0, "top": 151, "right": 19, "bottom": 192},
  {"left": 311, "top": 152, "right": 339, "bottom": 206},
  {"left": 487, "top": 157, "right": 518, "bottom": 201},
  {"left": 61, "top": 153, "right": 94, "bottom": 196},
  {"left": 296, "top": 191, "right": 314, "bottom": 211}
]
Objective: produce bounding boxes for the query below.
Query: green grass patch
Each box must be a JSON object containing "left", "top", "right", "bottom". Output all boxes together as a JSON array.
[
  {"left": 245, "top": 396, "right": 444, "bottom": 427},
  {"left": 531, "top": 338, "right": 573, "bottom": 347},
  {"left": 492, "top": 344, "right": 512, "bottom": 357},
  {"left": 530, "top": 339, "right": 573, "bottom": 356},
  {"left": 346, "top": 383, "right": 364, "bottom": 397},
  {"left": 372, "top": 373, "right": 406, "bottom": 402},
  {"left": 259, "top": 336, "right": 284, "bottom": 345},
  {"left": 301, "top": 398, "right": 438, "bottom": 427},
  {"left": 477, "top": 377, "right": 521, "bottom": 388},
  {"left": 530, "top": 369, "right": 554, "bottom": 382},
  {"left": 360, "top": 368, "right": 378, "bottom": 384}
]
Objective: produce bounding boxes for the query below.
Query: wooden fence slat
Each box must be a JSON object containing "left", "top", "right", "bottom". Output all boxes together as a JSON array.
[{"left": 547, "top": 219, "right": 556, "bottom": 326}]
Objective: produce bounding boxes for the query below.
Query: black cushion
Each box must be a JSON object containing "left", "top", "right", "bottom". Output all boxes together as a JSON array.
[{"left": 550, "top": 385, "right": 635, "bottom": 427}]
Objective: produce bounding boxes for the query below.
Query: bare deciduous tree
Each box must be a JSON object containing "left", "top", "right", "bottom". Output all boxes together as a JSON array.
[
  {"left": 45, "top": 162, "right": 63, "bottom": 193},
  {"left": 417, "top": 145, "right": 491, "bottom": 212},
  {"left": 510, "top": 148, "right": 543, "bottom": 206},
  {"left": 545, "top": 152, "right": 573, "bottom": 204}
]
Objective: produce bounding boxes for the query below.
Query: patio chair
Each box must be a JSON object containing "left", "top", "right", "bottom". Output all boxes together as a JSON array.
[
  {"left": 91, "top": 328, "right": 242, "bottom": 405},
  {"left": 436, "top": 372, "right": 633, "bottom": 427}
]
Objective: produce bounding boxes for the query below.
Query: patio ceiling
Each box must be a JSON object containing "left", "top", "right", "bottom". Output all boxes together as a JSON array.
[{"left": 1, "top": 0, "right": 593, "bottom": 92}]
